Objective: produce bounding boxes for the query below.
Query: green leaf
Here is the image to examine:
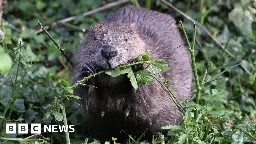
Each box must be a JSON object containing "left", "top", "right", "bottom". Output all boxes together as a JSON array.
[
  {"left": 135, "top": 70, "right": 153, "bottom": 84},
  {"left": 142, "top": 50, "right": 151, "bottom": 61},
  {"left": 208, "top": 110, "right": 225, "bottom": 117},
  {"left": 52, "top": 111, "right": 63, "bottom": 121},
  {"left": 36, "top": 0, "right": 46, "bottom": 10},
  {"left": 34, "top": 34, "right": 45, "bottom": 43},
  {"left": 211, "top": 89, "right": 225, "bottom": 102},
  {"left": 135, "top": 50, "right": 151, "bottom": 62},
  {"left": 211, "top": 89, "right": 218, "bottom": 95},
  {"left": 252, "top": 22, "right": 256, "bottom": 36},
  {"left": 0, "top": 52, "right": 12, "bottom": 76},
  {"left": 17, "top": 1, "right": 33, "bottom": 12},
  {"left": 4, "top": 36, "right": 12, "bottom": 44},
  {"left": 112, "top": 137, "right": 117, "bottom": 142},
  {"left": 229, "top": 6, "right": 252, "bottom": 36},
  {"left": 194, "top": 138, "right": 207, "bottom": 144},
  {"left": 20, "top": 29, "right": 36, "bottom": 39},
  {"left": 245, "top": 42, "right": 256, "bottom": 49},
  {"left": 232, "top": 131, "right": 244, "bottom": 143},
  {"left": 105, "top": 67, "right": 121, "bottom": 77},
  {"left": 106, "top": 66, "right": 138, "bottom": 90},
  {"left": 14, "top": 99, "right": 26, "bottom": 112},
  {"left": 105, "top": 66, "right": 133, "bottom": 77},
  {"left": 127, "top": 67, "right": 138, "bottom": 90},
  {"left": 150, "top": 60, "right": 168, "bottom": 74},
  {"left": 218, "top": 25, "right": 230, "bottom": 44},
  {"left": 25, "top": 109, "right": 36, "bottom": 123},
  {"left": 0, "top": 85, "right": 11, "bottom": 107},
  {"left": 60, "top": 79, "right": 69, "bottom": 87},
  {"left": 142, "top": 53, "right": 151, "bottom": 61},
  {"left": 26, "top": 44, "right": 39, "bottom": 61},
  {"left": 161, "top": 124, "right": 182, "bottom": 131},
  {"left": 178, "top": 133, "right": 187, "bottom": 144}
]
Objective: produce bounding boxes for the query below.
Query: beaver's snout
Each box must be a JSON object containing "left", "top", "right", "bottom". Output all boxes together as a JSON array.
[{"left": 101, "top": 45, "right": 118, "bottom": 59}]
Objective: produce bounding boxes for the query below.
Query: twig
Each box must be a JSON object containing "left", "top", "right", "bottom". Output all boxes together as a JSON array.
[
  {"left": 38, "top": 20, "right": 73, "bottom": 66},
  {"left": 24, "top": 134, "right": 40, "bottom": 139},
  {"left": 160, "top": 0, "right": 251, "bottom": 75},
  {"left": 23, "top": 134, "right": 49, "bottom": 141},
  {"left": 35, "top": 0, "right": 131, "bottom": 34},
  {"left": 0, "top": 137, "right": 49, "bottom": 142},
  {"left": 203, "top": 63, "right": 241, "bottom": 84}
]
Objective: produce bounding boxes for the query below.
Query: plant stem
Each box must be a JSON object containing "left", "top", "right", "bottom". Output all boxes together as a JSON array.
[
  {"left": 180, "top": 22, "right": 202, "bottom": 119},
  {"left": 153, "top": 76, "right": 184, "bottom": 114},
  {"left": 0, "top": 46, "right": 22, "bottom": 131},
  {"left": 60, "top": 104, "right": 70, "bottom": 144},
  {"left": 145, "top": 0, "right": 151, "bottom": 9},
  {"left": 191, "top": 25, "right": 201, "bottom": 105},
  {"left": 7, "top": 48, "right": 25, "bottom": 121},
  {"left": 131, "top": 0, "right": 140, "bottom": 7},
  {"left": 38, "top": 20, "right": 73, "bottom": 66},
  {"left": 181, "top": 22, "right": 201, "bottom": 105}
]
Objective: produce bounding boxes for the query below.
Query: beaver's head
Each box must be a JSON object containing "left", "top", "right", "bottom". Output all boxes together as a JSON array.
[{"left": 73, "top": 22, "right": 146, "bottom": 85}]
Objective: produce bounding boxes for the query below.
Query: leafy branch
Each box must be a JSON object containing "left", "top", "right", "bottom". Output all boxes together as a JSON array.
[
  {"left": 179, "top": 22, "right": 202, "bottom": 120},
  {"left": 71, "top": 51, "right": 184, "bottom": 113},
  {"left": 180, "top": 22, "right": 201, "bottom": 105}
]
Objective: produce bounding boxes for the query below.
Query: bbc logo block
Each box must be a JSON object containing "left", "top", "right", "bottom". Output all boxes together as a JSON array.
[
  {"left": 6, "top": 123, "right": 41, "bottom": 134},
  {"left": 5, "top": 123, "right": 75, "bottom": 134},
  {"left": 6, "top": 123, "right": 16, "bottom": 134},
  {"left": 18, "top": 124, "right": 28, "bottom": 134},
  {"left": 31, "top": 123, "right": 41, "bottom": 134}
]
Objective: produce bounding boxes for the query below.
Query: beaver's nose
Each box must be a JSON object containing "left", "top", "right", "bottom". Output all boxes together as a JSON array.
[{"left": 101, "top": 45, "right": 118, "bottom": 59}]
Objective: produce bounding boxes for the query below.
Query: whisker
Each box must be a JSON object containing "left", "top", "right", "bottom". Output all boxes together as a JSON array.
[{"left": 83, "top": 63, "right": 94, "bottom": 73}]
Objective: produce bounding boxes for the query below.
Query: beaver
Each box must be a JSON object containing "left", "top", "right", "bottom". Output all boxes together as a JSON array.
[{"left": 73, "top": 6, "right": 192, "bottom": 142}]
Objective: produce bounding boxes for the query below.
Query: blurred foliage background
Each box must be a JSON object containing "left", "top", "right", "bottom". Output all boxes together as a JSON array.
[{"left": 0, "top": 0, "right": 256, "bottom": 143}]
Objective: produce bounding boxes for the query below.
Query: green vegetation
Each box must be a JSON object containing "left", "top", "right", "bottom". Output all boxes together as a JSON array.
[{"left": 0, "top": 0, "right": 256, "bottom": 143}]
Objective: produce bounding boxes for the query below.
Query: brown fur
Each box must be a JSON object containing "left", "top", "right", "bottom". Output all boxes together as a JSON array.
[{"left": 73, "top": 6, "right": 192, "bottom": 142}]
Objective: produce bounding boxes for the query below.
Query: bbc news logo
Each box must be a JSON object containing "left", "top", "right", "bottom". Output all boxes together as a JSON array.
[{"left": 6, "top": 123, "right": 75, "bottom": 134}]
